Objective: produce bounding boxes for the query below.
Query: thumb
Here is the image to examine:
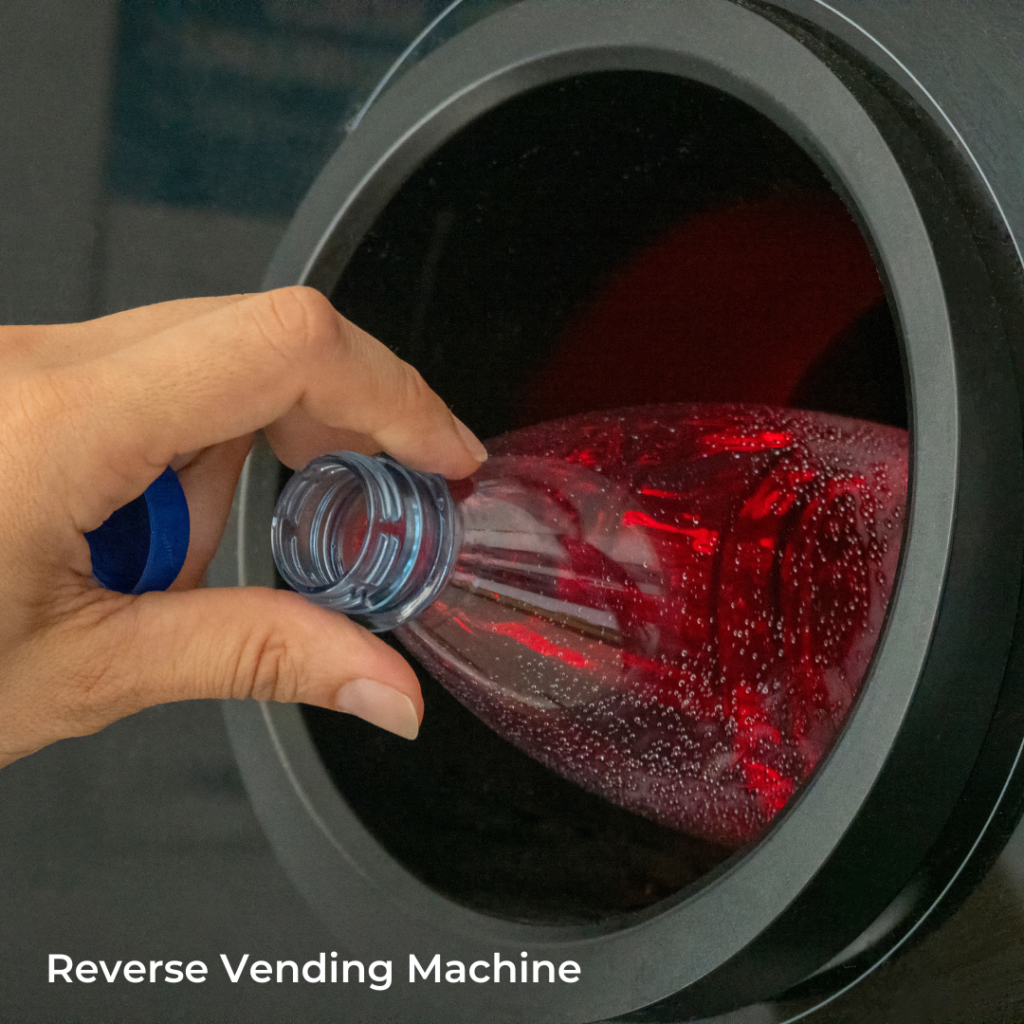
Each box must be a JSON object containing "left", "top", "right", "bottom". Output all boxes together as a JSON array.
[{"left": 36, "top": 587, "right": 423, "bottom": 750}]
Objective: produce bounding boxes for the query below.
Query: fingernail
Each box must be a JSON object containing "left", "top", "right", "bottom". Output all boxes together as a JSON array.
[
  {"left": 452, "top": 415, "right": 488, "bottom": 463},
  {"left": 335, "top": 678, "right": 420, "bottom": 740}
]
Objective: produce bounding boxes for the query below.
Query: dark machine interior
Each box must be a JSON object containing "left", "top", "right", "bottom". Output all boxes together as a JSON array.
[{"left": 297, "top": 71, "right": 908, "bottom": 924}]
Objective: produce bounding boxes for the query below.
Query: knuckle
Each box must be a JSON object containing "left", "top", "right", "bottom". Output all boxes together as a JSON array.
[
  {"left": 394, "top": 362, "right": 433, "bottom": 413},
  {"left": 360, "top": 361, "right": 440, "bottom": 440},
  {"left": 234, "top": 621, "right": 301, "bottom": 704},
  {"left": 244, "top": 286, "right": 338, "bottom": 364}
]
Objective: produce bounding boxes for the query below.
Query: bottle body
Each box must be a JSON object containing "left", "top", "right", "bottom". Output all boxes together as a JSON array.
[{"left": 273, "top": 403, "right": 908, "bottom": 847}]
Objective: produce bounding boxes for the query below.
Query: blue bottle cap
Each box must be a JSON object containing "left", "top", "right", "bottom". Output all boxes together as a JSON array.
[{"left": 86, "top": 467, "right": 191, "bottom": 595}]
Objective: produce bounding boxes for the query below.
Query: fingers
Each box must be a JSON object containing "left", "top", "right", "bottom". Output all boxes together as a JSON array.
[
  {"left": 0, "top": 296, "right": 249, "bottom": 372},
  {"left": 50, "top": 288, "right": 486, "bottom": 525},
  {"left": 0, "top": 290, "right": 485, "bottom": 770},
  {"left": 77, "top": 296, "right": 250, "bottom": 361},
  {"left": 2, "top": 587, "right": 423, "bottom": 764},
  {"left": 263, "top": 408, "right": 382, "bottom": 470},
  {"left": 264, "top": 404, "right": 487, "bottom": 473},
  {"left": 171, "top": 435, "right": 255, "bottom": 590}
]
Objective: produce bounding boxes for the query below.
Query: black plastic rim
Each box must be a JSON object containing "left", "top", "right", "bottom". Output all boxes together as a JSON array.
[{"left": 224, "top": 1, "right": 1024, "bottom": 1020}]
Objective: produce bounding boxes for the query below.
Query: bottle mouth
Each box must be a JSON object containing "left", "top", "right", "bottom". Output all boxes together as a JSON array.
[{"left": 271, "top": 451, "right": 462, "bottom": 632}]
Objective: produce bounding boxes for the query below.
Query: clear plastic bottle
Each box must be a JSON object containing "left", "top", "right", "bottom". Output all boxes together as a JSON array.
[{"left": 272, "top": 403, "right": 908, "bottom": 847}]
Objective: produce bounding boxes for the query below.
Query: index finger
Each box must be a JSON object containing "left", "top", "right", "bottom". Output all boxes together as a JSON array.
[
  {"left": 0, "top": 295, "right": 250, "bottom": 373},
  {"left": 50, "top": 288, "right": 487, "bottom": 524}
]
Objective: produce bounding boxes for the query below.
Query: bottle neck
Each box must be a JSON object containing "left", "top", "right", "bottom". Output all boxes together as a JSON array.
[{"left": 272, "top": 452, "right": 461, "bottom": 632}]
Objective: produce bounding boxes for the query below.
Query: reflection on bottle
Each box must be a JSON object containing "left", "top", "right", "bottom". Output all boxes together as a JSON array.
[{"left": 273, "top": 404, "right": 908, "bottom": 847}]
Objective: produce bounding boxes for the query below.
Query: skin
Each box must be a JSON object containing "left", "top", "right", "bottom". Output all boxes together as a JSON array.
[{"left": 0, "top": 287, "right": 488, "bottom": 769}]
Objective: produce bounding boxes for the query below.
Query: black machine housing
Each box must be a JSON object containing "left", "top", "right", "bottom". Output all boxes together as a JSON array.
[{"left": 226, "top": 1, "right": 1024, "bottom": 1020}]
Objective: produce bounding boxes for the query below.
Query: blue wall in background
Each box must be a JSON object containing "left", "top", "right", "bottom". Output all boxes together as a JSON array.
[{"left": 108, "top": 0, "right": 447, "bottom": 217}]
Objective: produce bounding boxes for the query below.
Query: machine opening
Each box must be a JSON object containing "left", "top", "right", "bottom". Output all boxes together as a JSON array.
[{"left": 299, "top": 70, "right": 908, "bottom": 924}]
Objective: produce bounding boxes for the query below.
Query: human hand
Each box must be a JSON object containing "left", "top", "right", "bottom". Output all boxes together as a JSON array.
[{"left": 0, "top": 287, "right": 487, "bottom": 768}]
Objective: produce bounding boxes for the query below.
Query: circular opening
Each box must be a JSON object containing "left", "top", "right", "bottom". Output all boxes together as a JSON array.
[
  {"left": 298, "top": 69, "right": 908, "bottom": 924},
  {"left": 279, "top": 470, "right": 370, "bottom": 587}
]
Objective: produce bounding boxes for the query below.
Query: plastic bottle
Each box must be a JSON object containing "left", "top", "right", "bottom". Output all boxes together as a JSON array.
[{"left": 272, "top": 403, "right": 908, "bottom": 847}]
